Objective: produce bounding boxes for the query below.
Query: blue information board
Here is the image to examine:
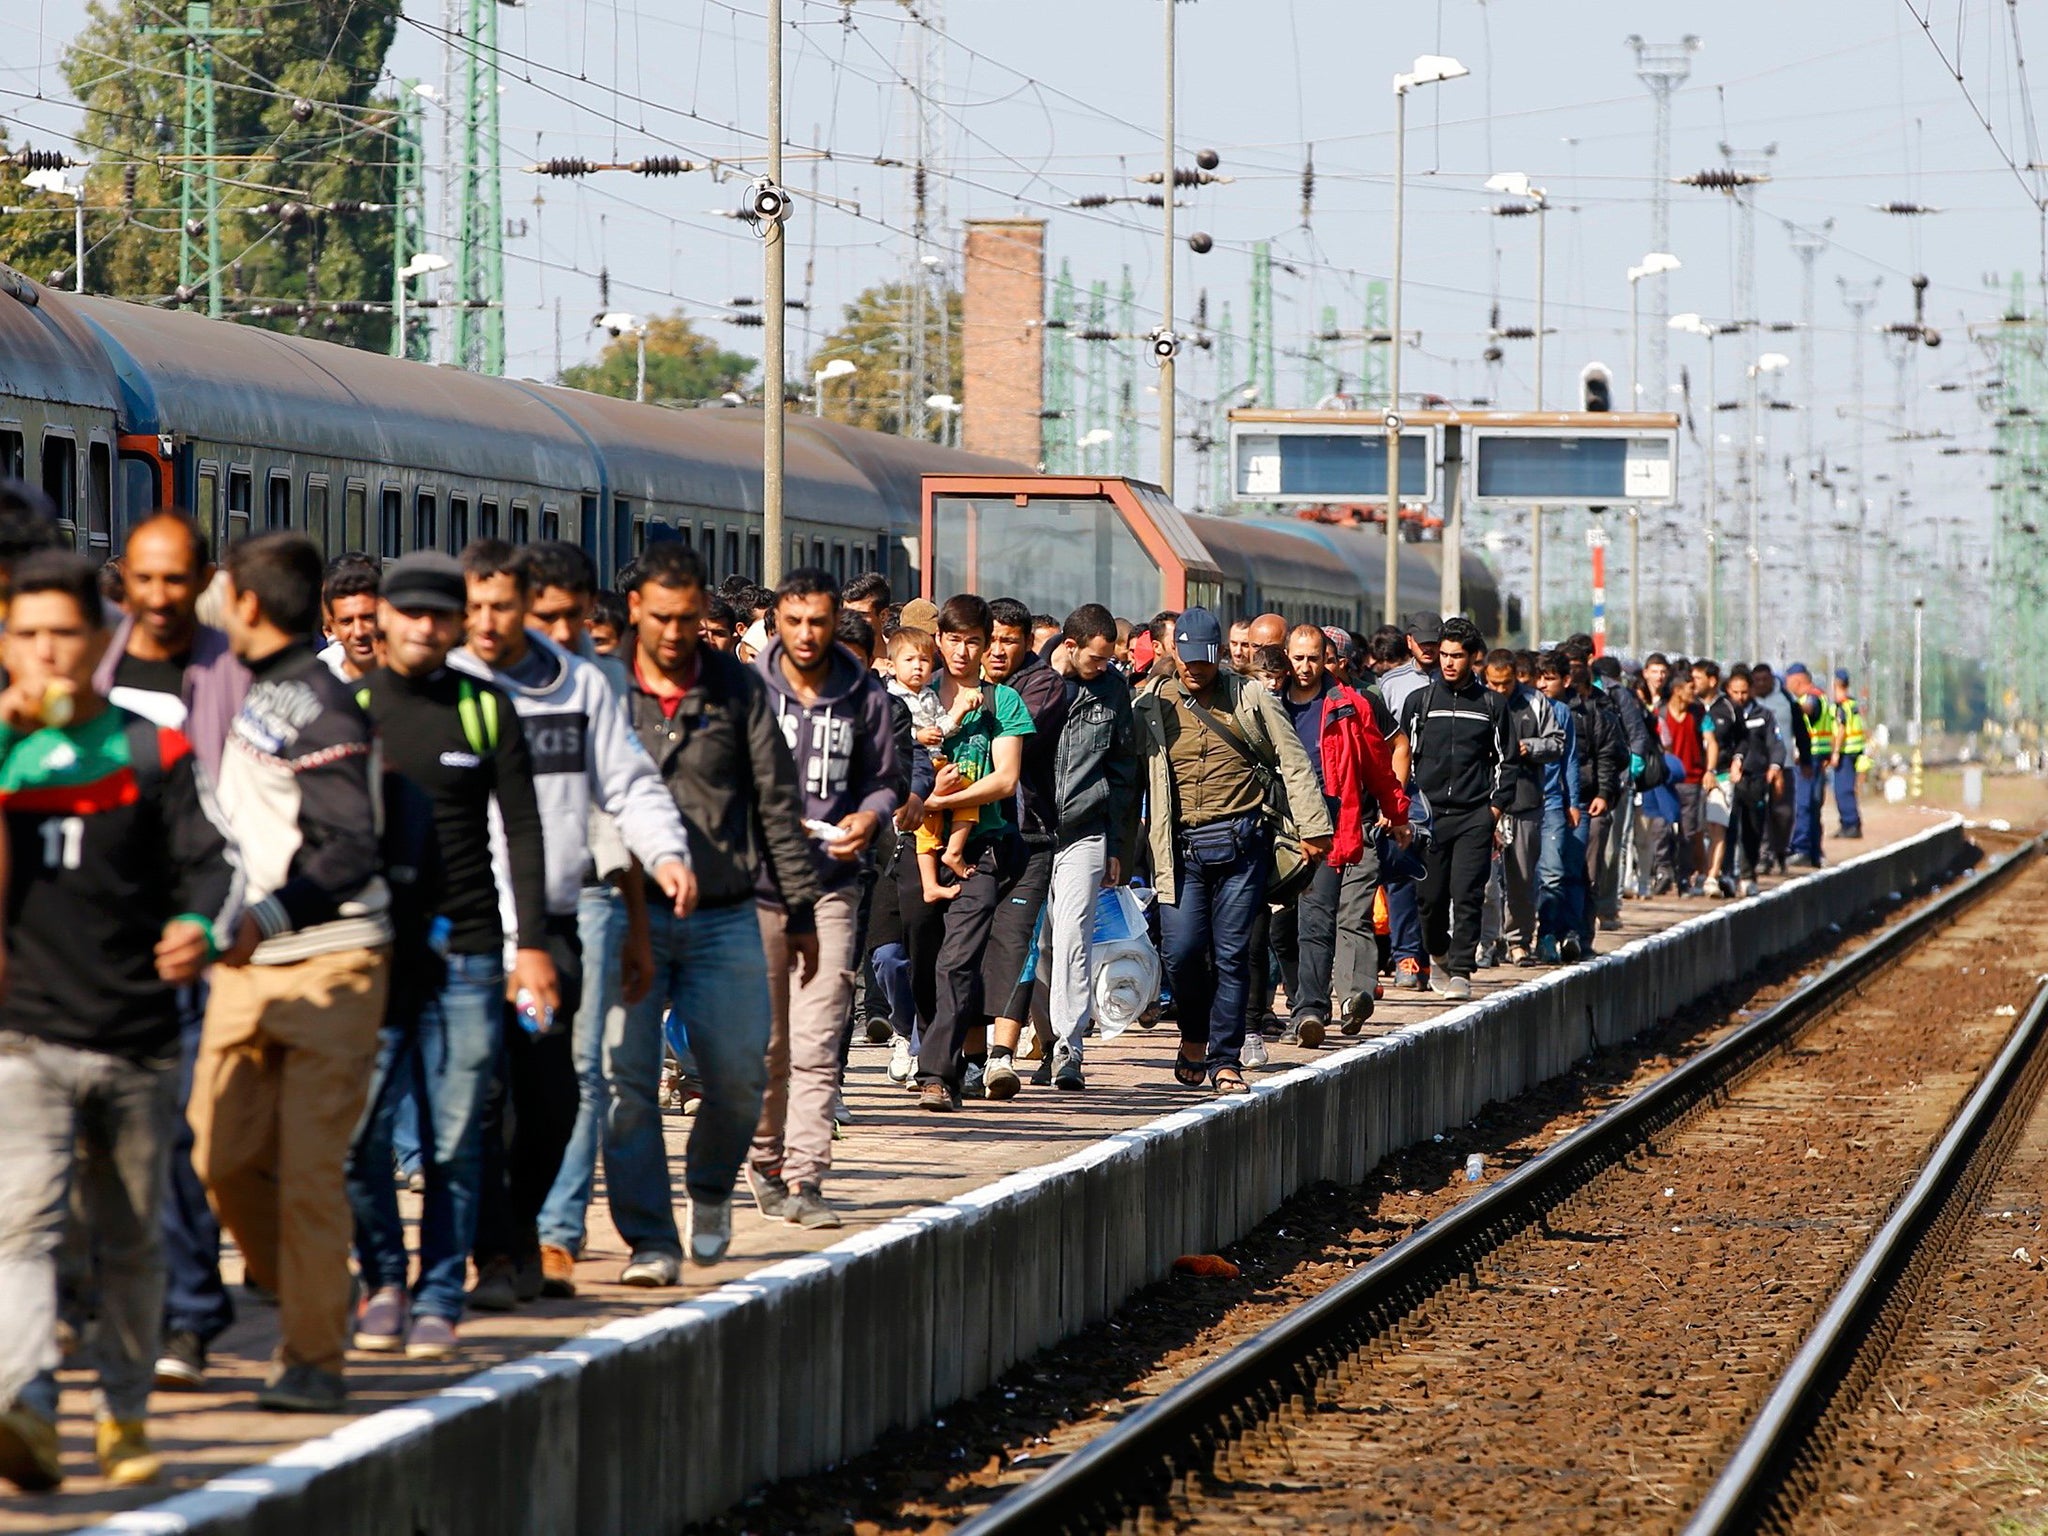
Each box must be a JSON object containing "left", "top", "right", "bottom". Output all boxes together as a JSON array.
[
  {"left": 1468, "top": 429, "right": 1676, "bottom": 505},
  {"left": 1231, "top": 427, "right": 1435, "bottom": 502}
]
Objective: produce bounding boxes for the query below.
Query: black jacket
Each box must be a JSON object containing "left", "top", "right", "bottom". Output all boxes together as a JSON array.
[
  {"left": 626, "top": 647, "right": 823, "bottom": 924},
  {"left": 1568, "top": 687, "right": 1629, "bottom": 807},
  {"left": 1044, "top": 640, "right": 1138, "bottom": 859},
  {"left": 1002, "top": 647, "right": 1071, "bottom": 842},
  {"left": 1397, "top": 676, "right": 1515, "bottom": 815}
]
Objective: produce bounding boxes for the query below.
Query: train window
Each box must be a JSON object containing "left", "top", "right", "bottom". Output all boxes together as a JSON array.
[
  {"left": 810, "top": 538, "right": 826, "bottom": 571},
  {"left": 40, "top": 434, "right": 78, "bottom": 540},
  {"left": 306, "top": 477, "right": 331, "bottom": 550},
  {"left": 540, "top": 506, "right": 561, "bottom": 542},
  {"left": 196, "top": 463, "right": 219, "bottom": 541},
  {"left": 266, "top": 471, "right": 292, "bottom": 531},
  {"left": 609, "top": 496, "right": 629, "bottom": 566},
  {"left": 831, "top": 542, "right": 846, "bottom": 584},
  {"left": 226, "top": 466, "right": 253, "bottom": 548},
  {"left": 510, "top": 501, "right": 530, "bottom": 544},
  {"left": 414, "top": 490, "right": 437, "bottom": 553},
  {"left": 343, "top": 480, "right": 367, "bottom": 552},
  {"left": 742, "top": 530, "right": 757, "bottom": 582},
  {"left": 86, "top": 441, "right": 112, "bottom": 553},
  {"left": 379, "top": 486, "right": 403, "bottom": 559},
  {"left": 477, "top": 498, "right": 499, "bottom": 539},
  {"left": 447, "top": 496, "right": 469, "bottom": 555},
  {"left": 632, "top": 515, "right": 648, "bottom": 554},
  {"left": 698, "top": 522, "right": 716, "bottom": 576},
  {"left": 0, "top": 428, "right": 22, "bottom": 480},
  {"left": 119, "top": 450, "right": 159, "bottom": 531}
]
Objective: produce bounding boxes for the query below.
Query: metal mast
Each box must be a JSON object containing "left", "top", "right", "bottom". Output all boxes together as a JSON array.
[
  {"left": 1628, "top": 35, "right": 1699, "bottom": 411},
  {"left": 1250, "top": 241, "right": 1275, "bottom": 406},
  {"left": 1116, "top": 265, "right": 1139, "bottom": 472},
  {"left": 1838, "top": 276, "right": 1882, "bottom": 673},
  {"left": 1043, "top": 259, "right": 1077, "bottom": 471},
  {"left": 1719, "top": 139, "right": 1778, "bottom": 346},
  {"left": 391, "top": 82, "right": 428, "bottom": 360},
  {"left": 1083, "top": 278, "right": 1111, "bottom": 474},
  {"left": 1787, "top": 219, "right": 1830, "bottom": 658},
  {"left": 898, "top": 0, "right": 946, "bottom": 442},
  {"left": 1363, "top": 279, "right": 1389, "bottom": 405},
  {"left": 455, "top": 0, "right": 507, "bottom": 374},
  {"left": 150, "top": 3, "right": 258, "bottom": 316}
]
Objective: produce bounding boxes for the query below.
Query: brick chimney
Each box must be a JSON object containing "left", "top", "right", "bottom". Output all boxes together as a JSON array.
[{"left": 961, "top": 218, "right": 1045, "bottom": 466}]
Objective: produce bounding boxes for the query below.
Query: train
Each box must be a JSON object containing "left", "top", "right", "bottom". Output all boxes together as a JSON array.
[{"left": 1, "top": 262, "right": 1501, "bottom": 634}]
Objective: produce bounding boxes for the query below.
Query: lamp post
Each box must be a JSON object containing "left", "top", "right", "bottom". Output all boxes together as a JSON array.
[
  {"left": 1628, "top": 252, "right": 1682, "bottom": 409},
  {"left": 1385, "top": 53, "right": 1469, "bottom": 624},
  {"left": 1670, "top": 312, "right": 1728, "bottom": 656},
  {"left": 1745, "top": 350, "right": 1791, "bottom": 659},
  {"left": 1487, "top": 171, "right": 1547, "bottom": 642},
  {"left": 813, "top": 357, "right": 857, "bottom": 417},
  {"left": 25, "top": 166, "right": 87, "bottom": 294},
  {"left": 397, "top": 251, "right": 450, "bottom": 362},
  {"left": 1158, "top": 0, "right": 1177, "bottom": 495}
]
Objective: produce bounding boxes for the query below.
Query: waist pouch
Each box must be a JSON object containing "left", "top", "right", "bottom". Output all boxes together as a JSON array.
[{"left": 1179, "top": 812, "right": 1267, "bottom": 870}]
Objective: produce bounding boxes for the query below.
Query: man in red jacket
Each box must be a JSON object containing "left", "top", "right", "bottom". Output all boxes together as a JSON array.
[{"left": 1275, "top": 625, "right": 1409, "bottom": 1042}]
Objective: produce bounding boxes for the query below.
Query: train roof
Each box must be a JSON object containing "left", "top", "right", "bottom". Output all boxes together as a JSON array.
[{"left": 0, "top": 270, "right": 122, "bottom": 415}]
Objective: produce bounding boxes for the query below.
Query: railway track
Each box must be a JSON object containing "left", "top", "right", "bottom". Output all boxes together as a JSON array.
[{"left": 956, "top": 836, "right": 2048, "bottom": 1536}]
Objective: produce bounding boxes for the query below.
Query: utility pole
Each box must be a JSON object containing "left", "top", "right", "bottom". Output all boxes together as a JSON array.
[
  {"left": 1250, "top": 241, "right": 1276, "bottom": 406},
  {"left": 1627, "top": 35, "right": 1699, "bottom": 413},
  {"left": 1043, "top": 259, "right": 1077, "bottom": 471},
  {"left": 1718, "top": 140, "right": 1776, "bottom": 346},
  {"left": 1788, "top": 218, "right": 1830, "bottom": 657},
  {"left": 455, "top": 0, "right": 507, "bottom": 373},
  {"left": 898, "top": 0, "right": 945, "bottom": 445},
  {"left": 148, "top": 2, "right": 259, "bottom": 317},
  {"left": 762, "top": 0, "right": 787, "bottom": 583},
  {"left": 1838, "top": 276, "right": 1881, "bottom": 677},
  {"left": 1084, "top": 278, "right": 1111, "bottom": 474},
  {"left": 1116, "top": 266, "right": 1139, "bottom": 473},
  {"left": 1157, "top": 0, "right": 1176, "bottom": 494}
]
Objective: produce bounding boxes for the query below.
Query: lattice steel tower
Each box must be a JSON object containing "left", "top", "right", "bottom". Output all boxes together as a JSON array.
[{"left": 1628, "top": 35, "right": 1699, "bottom": 412}]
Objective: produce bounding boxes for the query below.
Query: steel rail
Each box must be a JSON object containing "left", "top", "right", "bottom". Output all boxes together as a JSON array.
[
  {"left": 956, "top": 836, "right": 2037, "bottom": 1536},
  {"left": 1685, "top": 977, "right": 2048, "bottom": 1534}
]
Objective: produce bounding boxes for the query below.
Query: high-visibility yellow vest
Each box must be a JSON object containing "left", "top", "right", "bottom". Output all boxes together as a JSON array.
[
  {"left": 1809, "top": 695, "right": 1838, "bottom": 751},
  {"left": 1836, "top": 696, "right": 1866, "bottom": 759}
]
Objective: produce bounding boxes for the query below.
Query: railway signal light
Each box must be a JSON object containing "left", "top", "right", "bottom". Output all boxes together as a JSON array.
[{"left": 1581, "top": 362, "right": 1614, "bottom": 413}]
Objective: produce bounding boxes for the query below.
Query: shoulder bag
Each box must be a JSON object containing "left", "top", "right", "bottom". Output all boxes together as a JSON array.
[{"left": 1176, "top": 686, "right": 1317, "bottom": 904}]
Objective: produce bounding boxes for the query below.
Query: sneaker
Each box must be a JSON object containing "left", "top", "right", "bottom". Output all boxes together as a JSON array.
[
  {"left": 886, "top": 1036, "right": 916, "bottom": 1084},
  {"left": 784, "top": 1184, "right": 844, "bottom": 1229},
  {"left": 539, "top": 1243, "right": 578, "bottom": 1299},
  {"left": 1742, "top": 878, "right": 1760, "bottom": 897},
  {"left": 467, "top": 1256, "right": 519, "bottom": 1313},
  {"left": 863, "top": 1014, "right": 893, "bottom": 1045},
  {"left": 1649, "top": 870, "right": 1675, "bottom": 896},
  {"left": 619, "top": 1249, "right": 681, "bottom": 1287},
  {"left": 981, "top": 1055, "right": 1021, "bottom": 1100},
  {"left": 1339, "top": 990, "right": 1375, "bottom": 1034},
  {"left": 0, "top": 1406, "right": 62, "bottom": 1491},
  {"left": 678, "top": 1080, "right": 704, "bottom": 1115},
  {"left": 95, "top": 1417, "right": 160, "bottom": 1487},
  {"left": 1053, "top": 1048, "right": 1086, "bottom": 1091},
  {"left": 1473, "top": 944, "right": 1499, "bottom": 970},
  {"left": 1559, "top": 933, "right": 1584, "bottom": 964},
  {"left": 154, "top": 1328, "right": 208, "bottom": 1390},
  {"left": 687, "top": 1198, "right": 732, "bottom": 1266},
  {"left": 919, "top": 1078, "right": 960, "bottom": 1112},
  {"left": 404, "top": 1313, "right": 458, "bottom": 1360},
  {"left": 1029, "top": 1055, "right": 1055, "bottom": 1087},
  {"left": 1428, "top": 970, "right": 1472, "bottom": 1000},
  {"left": 1292, "top": 1014, "right": 1326, "bottom": 1049},
  {"left": 1241, "top": 1033, "right": 1270, "bottom": 1069},
  {"left": 961, "top": 1061, "right": 987, "bottom": 1100},
  {"left": 745, "top": 1164, "right": 792, "bottom": 1219},
  {"left": 1686, "top": 876, "right": 1705, "bottom": 898},
  {"left": 1599, "top": 914, "right": 1623, "bottom": 932},
  {"left": 256, "top": 1361, "right": 346, "bottom": 1414},
  {"left": 513, "top": 1249, "right": 544, "bottom": 1303},
  {"left": 352, "top": 1285, "right": 409, "bottom": 1353},
  {"left": 1392, "top": 958, "right": 1425, "bottom": 991},
  {"left": 1536, "top": 935, "right": 1561, "bottom": 964},
  {"left": 1510, "top": 944, "right": 1536, "bottom": 968}
]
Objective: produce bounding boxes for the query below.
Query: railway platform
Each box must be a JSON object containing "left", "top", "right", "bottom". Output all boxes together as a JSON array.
[{"left": 0, "top": 802, "right": 1972, "bottom": 1535}]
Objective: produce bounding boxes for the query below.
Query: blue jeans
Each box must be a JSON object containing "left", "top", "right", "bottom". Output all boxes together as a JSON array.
[
  {"left": 537, "top": 886, "right": 628, "bottom": 1257},
  {"left": 1832, "top": 758, "right": 1862, "bottom": 834},
  {"left": 389, "top": 1072, "right": 422, "bottom": 1180},
  {"left": 1536, "top": 804, "right": 1586, "bottom": 942},
  {"left": 605, "top": 901, "right": 771, "bottom": 1254},
  {"left": 871, "top": 941, "right": 916, "bottom": 1043},
  {"left": 162, "top": 995, "right": 234, "bottom": 1344},
  {"left": 1159, "top": 818, "right": 1271, "bottom": 1076},
  {"left": 346, "top": 951, "right": 504, "bottom": 1322},
  {"left": 1385, "top": 878, "right": 1424, "bottom": 965},
  {"left": 1792, "top": 764, "right": 1827, "bottom": 859}
]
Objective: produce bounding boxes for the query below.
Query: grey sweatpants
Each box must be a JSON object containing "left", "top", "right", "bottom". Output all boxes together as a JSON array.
[
  {"left": 753, "top": 887, "right": 861, "bottom": 1193},
  {"left": 1048, "top": 832, "right": 1109, "bottom": 1060},
  {"left": 0, "top": 1032, "right": 175, "bottom": 1423}
]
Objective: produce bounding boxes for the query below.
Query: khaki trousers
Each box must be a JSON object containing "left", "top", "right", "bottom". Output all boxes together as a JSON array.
[
  {"left": 190, "top": 945, "right": 388, "bottom": 1374},
  {"left": 751, "top": 889, "right": 859, "bottom": 1193}
]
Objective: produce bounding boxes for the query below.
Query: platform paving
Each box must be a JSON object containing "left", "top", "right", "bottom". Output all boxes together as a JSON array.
[{"left": 0, "top": 801, "right": 1955, "bottom": 1531}]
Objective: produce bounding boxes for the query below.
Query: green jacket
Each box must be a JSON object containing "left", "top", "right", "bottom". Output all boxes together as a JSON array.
[{"left": 1132, "top": 670, "right": 1334, "bottom": 905}]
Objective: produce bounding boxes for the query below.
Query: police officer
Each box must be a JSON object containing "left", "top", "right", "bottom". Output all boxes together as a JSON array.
[{"left": 1830, "top": 669, "right": 1866, "bottom": 839}]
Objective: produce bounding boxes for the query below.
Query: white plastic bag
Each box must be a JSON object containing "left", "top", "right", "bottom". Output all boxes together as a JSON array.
[{"left": 1090, "top": 886, "right": 1160, "bottom": 1039}]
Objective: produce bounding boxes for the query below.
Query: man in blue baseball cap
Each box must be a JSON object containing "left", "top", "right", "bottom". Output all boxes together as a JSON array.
[{"left": 1133, "top": 609, "right": 1331, "bottom": 1094}]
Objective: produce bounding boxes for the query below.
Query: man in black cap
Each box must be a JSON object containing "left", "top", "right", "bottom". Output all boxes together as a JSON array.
[
  {"left": 342, "top": 551, "right": 554, "bottom": 1363},
  {"left": 1134, "top": 607, "right": 1329, "bottom": 1094},
  {"left": 1374, "top": 613, "right": 1441, "bottom": 989}
]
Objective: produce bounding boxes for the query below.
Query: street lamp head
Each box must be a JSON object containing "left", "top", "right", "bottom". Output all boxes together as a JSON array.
[
  {"left": 1394, "top": 54, "right": 1469, "bottom": 92},
  {"left": 1484, "top": 171, "right": 1543, "bottom": 201},
  {"left": 1628, "top": 252, "right": 1682, "bottom": 283},
  {"left": 1753, "top": 352, "right": 1791, "bottom": 375},
  {"left": 399, "top": 251, "right": 451, "bottom": 281},
  {"left": 596, "top": 311, "right": 645, "bottom": 337},
  {"left": 924, "top": 392, "right": 962, "bottom": 413},
  {"left": 816, "top": 358, "right": 857, "bottom": 382},
  {"left": 1668, "top": 311, "right": 1710, "bottom": 336}
]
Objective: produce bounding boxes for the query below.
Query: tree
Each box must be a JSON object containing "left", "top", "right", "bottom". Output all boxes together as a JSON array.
[
  {"left": 807, "top": 281, "right": 963, "bottom": 439},
  {"left": 557, "top": 312, "right": 755, "bottom": 404},
  {"left": 0, "top": 0, "right": 402, "bottom": 350}
]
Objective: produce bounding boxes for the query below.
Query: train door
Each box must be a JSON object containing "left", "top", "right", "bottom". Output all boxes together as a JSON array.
[{"left": 85, "top": 437, "right": 112, "bottom": 561}]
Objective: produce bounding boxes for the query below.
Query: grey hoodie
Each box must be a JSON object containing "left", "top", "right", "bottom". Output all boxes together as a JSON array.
[
  {"left": 756, "top": 638, "right": 906, "bottom": 891},
  {"left": 452, "top": 631, "right": 690, "bottom": 916}
]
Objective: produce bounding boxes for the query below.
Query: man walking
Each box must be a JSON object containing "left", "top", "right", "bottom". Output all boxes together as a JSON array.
[
  {"left": 1134, "top": 609, "right": 1329, "bottom": 1094},
  {"left": 749, "top": 568, "right": 901, "bottom": 1225},
  {"left": 190, "top": 533, "right": 392, "bottom": 1413},
  {"left": 0, "top": 552, "right": 242, "bottom": 1490},
  {"left": 1395, "top": 616, "right": 1514, "bottom": 999}
]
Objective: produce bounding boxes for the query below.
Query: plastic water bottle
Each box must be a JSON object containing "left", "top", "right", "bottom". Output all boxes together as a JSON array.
[
  {"left": 1465, "top": 1153, "right": 1485, "bottom": 1183},
  {"left": 427, "top": 916, "right": 453, "bottom": 957},
  {"left": 515, "top": 987, "right": 555, "bottom": 1036}
]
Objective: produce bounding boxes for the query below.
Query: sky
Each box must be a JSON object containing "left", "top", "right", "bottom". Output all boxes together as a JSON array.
[{"left": 3, "top": 0, "right": 2043, "bottom": 661}]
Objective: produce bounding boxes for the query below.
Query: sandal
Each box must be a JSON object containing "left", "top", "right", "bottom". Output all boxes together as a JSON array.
[
  {"left": 1172, "top": 1046, "right": 1207, "bottom": 1088},
  {"left": 1210, "top": 1068, "right": 1249, "bottom": 1096}
]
